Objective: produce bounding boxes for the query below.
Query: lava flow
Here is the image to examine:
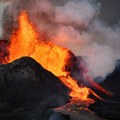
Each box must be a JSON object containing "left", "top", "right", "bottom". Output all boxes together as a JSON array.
[{"left": 6, "top": 11, "right": 108, "bottom": 101}]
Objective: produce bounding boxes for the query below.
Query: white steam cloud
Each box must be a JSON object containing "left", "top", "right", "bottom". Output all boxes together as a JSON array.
[
  {"left": 1, "top": 0, "right": 120, "bottom": 81},
  {"left": 0, "top": 1, "right": 10, "bottom": 37}
]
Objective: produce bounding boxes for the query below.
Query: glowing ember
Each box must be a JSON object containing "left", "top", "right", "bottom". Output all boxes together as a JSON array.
[{"left": 7, "top": 11, "right": 106, "bottom": 101}]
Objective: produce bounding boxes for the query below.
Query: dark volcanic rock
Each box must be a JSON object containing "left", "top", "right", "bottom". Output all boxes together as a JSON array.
[
  {"left": 89, "top": 100, "right": 120, "bottom": 120},
  {"left": 102, "top": 60, "right": 120, "bottom": 96},
  {"left": 0, "top": 57, "right": 69, "bottom": 120},
  {"left": 89, "top": 60, "right": 120, "bottom": 120}
]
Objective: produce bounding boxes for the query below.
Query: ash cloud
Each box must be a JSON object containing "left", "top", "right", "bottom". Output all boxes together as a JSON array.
[
  {"left": 0, "top": 1, "right": 10, "bottom": 38},
  {"left": 1, "top": 0, "right": 120, "bottom": 81}
]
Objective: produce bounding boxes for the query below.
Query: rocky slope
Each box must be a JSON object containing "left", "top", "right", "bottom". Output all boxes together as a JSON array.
[{"left": 0, "top": 56, "right": 69, "bottom": 120}]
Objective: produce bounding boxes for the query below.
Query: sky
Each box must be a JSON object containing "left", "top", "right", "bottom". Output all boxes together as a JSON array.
[{"left": 98, "top": 0, "right": 120, "bottom": 25}]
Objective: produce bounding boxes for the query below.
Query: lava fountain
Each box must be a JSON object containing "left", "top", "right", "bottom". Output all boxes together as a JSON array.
[{"left": 6, "top": 11, "right": 108, "bottom": 101}]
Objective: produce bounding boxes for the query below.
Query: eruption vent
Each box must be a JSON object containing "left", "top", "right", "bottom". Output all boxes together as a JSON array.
[
  {"left": 7, "top": 11, "right": 106, "bottom": 101},
  {"left": 8, "top": 11, "right": 90, "bottom": 101},
  {"left": 9, "top": 11, "right": 77, "bottom": 77}
]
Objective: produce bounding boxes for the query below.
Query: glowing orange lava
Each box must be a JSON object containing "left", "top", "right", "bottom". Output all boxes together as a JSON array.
[
  {"left": 7, "top": 11, "right": 106, "bottom": 101},
  {"left": 8, "top": 11, "right": 91, "bottom": 101},
  {"left": 60, "top": 76, "right": 90, "bottom": 100},
  {"left": 9, "top": 11, "right": 70, "bottom": 77}
]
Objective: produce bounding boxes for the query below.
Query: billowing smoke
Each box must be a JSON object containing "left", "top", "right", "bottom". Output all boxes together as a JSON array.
[
  {"left": 0, "top": 1, "right": 10, "bottom": 38},
  {"left": 0, "top": 0, "right": 120, "bottom": 81}
]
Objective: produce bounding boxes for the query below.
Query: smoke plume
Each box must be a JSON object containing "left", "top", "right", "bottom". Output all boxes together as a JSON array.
[
  {"left": 0, "top": 1, "right": 10, "bottom": 38},
  {"left": 0, "top": 0, "right": 120, "bottom": 81}
]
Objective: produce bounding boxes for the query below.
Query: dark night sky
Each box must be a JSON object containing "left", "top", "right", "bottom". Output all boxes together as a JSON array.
[{"left": 98, "top": 0, "right": 120, "bottom": 25}]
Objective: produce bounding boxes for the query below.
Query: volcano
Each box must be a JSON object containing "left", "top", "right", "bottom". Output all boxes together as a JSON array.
[
  {"left": 6, "top": 11, "right": 99, "bottom": 101},
  {"left": 0, "top": 10, "right": 120, "bottom": 120},
  {"left": 0, "top": 56, "right": 119, "bottom": 120},
  {"left": 0, "top": 57, "right": 69, "bottom": 119}
]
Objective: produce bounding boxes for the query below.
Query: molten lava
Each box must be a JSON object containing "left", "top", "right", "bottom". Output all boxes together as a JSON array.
[
  {"left": 7, "top": 11, "right": 108, "bottom": 101},
  {"left": 60, "top": 76, "right": 90, "bottom": 100},
  {"left": 8, "top": 11, "right": 91, "bottom": 101},
  {"left": 9, "top": 11, "right": 68, "bottom": 76}
]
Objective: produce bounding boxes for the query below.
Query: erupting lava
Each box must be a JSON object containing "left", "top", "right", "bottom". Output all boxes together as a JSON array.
[
  {"left": 9, "top": 11, "right": 72, "bottom": 77},
  {"left": 7, "top": 11, "right": 108, "bottom": 101}
]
